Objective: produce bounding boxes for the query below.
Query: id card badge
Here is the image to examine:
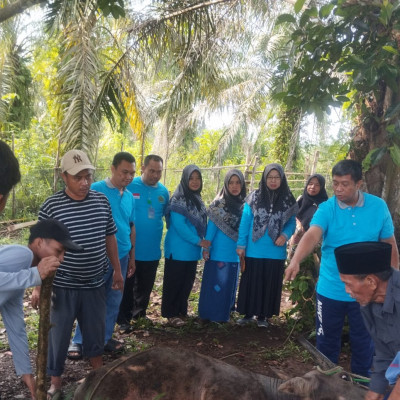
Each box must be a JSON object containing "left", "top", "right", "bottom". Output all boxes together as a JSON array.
[{"left": 148, "top": 206, "right": 155, "bottom": 219}]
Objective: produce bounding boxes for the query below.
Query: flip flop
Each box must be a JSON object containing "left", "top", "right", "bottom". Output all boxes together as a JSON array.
[
  {"left": 104, "top": 338, "right": 124, "bottom": 354},
  {"left": 67, "top": 342, "right": 82, "bottom": 360},
  {"left": 47, "top": 388, "right": 62, "bottom": 400}
]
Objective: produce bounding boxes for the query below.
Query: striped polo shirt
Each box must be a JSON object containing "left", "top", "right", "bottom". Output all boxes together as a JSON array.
[{"left": 39, "top": 190, "right": 117, "bottom": 289}]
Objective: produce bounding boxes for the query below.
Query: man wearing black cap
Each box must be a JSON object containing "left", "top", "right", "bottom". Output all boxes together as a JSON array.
[
  {"left": 335, "top": 241, "right": 400, "bottom": 400},
  {"left": 0, "top": 219, "right": 81, "bottom": 399}
]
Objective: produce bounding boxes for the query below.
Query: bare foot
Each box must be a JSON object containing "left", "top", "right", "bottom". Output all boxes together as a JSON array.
[{"left": 21, "top": 373, "right": 36, "bottom": 399}]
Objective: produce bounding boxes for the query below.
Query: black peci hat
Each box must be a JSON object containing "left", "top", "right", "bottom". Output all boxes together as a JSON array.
[
  {"left": 334, "top": 241, "right": 391, "bottom": 275},
  {"left": 29, "top": 219, "right": 83, "bottom": 252}
]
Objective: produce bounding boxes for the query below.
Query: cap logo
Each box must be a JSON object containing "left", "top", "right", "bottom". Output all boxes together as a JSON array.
[{"left": 73, "top": 155, "right": 83, "bottom": 163}]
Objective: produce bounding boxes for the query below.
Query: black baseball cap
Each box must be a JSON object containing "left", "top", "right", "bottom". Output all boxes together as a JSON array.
[{"left": 29, "top": 219, "right": 83, "bottom": 252}]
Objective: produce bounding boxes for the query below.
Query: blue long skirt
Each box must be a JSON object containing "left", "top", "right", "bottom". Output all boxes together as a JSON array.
[{"left": 198, "top": 260, "right": 239, "bottom": 322}]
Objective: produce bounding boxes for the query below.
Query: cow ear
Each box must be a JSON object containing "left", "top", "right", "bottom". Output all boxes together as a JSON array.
[{"left": 278, "top": 376, "right": 315, "bottom": 396}]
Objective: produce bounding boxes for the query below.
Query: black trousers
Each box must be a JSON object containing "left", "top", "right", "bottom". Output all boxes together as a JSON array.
[
  {"left": 161, "top": 257, "right": 197, "bottom": 318},
  {"left": 117, "top": 260, "right": 159, "bottom": 324}
]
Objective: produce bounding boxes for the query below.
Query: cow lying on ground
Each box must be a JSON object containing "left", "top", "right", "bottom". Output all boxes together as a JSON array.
[{"left": 74, "top": 347, "right": 367, "bottom": 400}]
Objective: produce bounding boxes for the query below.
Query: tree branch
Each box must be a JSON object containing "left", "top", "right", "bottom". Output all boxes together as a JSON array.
[
  {"left": 127, "top": 0, "right": 234, "bottom": 34},
  {"left": 0, "top": 0, "right": 48, "bottom": 24}
]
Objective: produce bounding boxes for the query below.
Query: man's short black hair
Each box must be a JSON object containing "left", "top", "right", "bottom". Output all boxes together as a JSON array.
[
  {"left": 112, "top": 152, "right": 136, "bottom": 167},
  {"left": 0, "top": 140, "right": 21, "bottom": 196},
  {"left": 144, "top": 154, "right": 163, "bottom": 166},
  {"left": 332, "top": 159, "right": 362, "bottom": 183}
]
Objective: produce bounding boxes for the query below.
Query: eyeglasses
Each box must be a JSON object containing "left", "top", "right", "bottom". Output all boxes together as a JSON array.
[{"left": 267, "top": 176, "right": 281, "bottom": 181}]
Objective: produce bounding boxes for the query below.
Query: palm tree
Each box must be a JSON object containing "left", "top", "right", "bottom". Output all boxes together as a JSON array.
[{"left": 0, "top": 7, "right": 33, "bottom": 137}]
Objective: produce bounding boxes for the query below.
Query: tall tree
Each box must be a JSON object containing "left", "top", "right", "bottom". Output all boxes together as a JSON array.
[
  {"left": 276, "top": 0, "right": 400, "bottom": 236},
  {"left": 0, "top": 5, "right": 33, "bottom": 137}
]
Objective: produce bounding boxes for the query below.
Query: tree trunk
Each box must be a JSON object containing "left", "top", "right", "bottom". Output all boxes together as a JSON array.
[
  {"left": 382, "top": 160, "right": 400, "bottom": 243},
  {"left": 350, "top": 97, "right": 400, "bottom": 245}
]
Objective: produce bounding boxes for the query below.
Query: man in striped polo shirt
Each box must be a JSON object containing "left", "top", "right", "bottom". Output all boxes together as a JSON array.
[
  {"left": 32, "top": 149, "right": 123, "bottom": 398},
  {"left": 70, "top": 151, "right": 136, "bottom": 355}
]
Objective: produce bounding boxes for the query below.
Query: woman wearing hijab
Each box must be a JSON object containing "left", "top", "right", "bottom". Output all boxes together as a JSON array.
[
  {"left": 198, "top": 169, "right": 247, "bottom": 322},
  {"left": 236, "top": 163, "right": 298, "bottom": 327},
  {"left": 288, "top": 174, "right": 328, "bottom": 259},
  {"left": 161, "top": 165, "right": 210, "bottom": 326}
]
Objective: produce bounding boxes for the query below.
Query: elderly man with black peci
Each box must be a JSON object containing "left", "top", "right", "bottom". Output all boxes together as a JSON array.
[{"left": 335, "top": 241, "right": 400, "bottom": 400}]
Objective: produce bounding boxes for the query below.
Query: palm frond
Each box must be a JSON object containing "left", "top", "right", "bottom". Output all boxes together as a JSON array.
[
  {"left": 57, "top": 10, "right": 101, "bottom": 157},
  {"left": 0, "top": 13, "right": 33, "bottom": 135}
]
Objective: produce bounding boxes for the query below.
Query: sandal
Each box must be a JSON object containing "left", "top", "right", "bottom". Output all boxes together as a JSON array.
[
  {"left": 104, "top": 338, "right": 124, "bottom": 354},
  {"left": 168, "top": 317, "right": 185, "bottom": 327},
  {"left": 67, "top": 342, "right": 82, "bottom": 360},
  {"left": 47, "top": 387, "right": 62, "bottom": 400}
]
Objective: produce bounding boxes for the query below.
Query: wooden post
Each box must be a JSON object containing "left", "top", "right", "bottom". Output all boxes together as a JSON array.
[
  {"left": 36, "top": 275, "right": 55, "bottom": 400},
  {"left": 163, "top": 167, "right": 167, "bottom": 186},
  {"left": 53, "top": 136, "right": 61, "bottom": 194},
  {"left": 304, "top": 154, "right": 310, "bottom": 182},
  {"left": 215, "top": 149, "right": 221, "bottom": 194},
  {"left": 11, "top": 134, "right": 16, "bottom": 219},
  {"left": 163, "top": 131, "right": 169, "bottom": 186},
  {"left": 215, "top": 167, "right": 221, "bottom": 195},
  {"left": 250, "top": 156, "right": 259, "bottom": 191},
  {"left": 311, "top": 150, "right": 320, "bottom": 175}
]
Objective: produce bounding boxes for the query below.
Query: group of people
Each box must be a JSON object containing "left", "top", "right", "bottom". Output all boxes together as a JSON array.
[{"left": 1, "top": 138, "right": 400, "bottom": 400}]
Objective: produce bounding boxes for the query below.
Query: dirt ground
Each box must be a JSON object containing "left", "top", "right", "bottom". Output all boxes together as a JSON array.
[{"left": 0, "top": 272, "right": 351, "bottom": 399}]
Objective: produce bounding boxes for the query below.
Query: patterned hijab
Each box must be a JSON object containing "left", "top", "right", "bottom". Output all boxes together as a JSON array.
[
  {"left": 166, "top": 164, "right": 207, "bottom": 238},
  {"left": 297, "top": 173, "right": 328, "bottom": 231},
  {"left": 246, "top": 163, "right": 298, "bottom": 242},
  {"left": 207, "top": 169, "right": 246, "bottom": 241}
]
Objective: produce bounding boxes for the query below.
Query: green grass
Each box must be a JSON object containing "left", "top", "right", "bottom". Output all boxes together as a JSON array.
[
  {"left": 25, "top": 311, "right": 40, "bottom": 349},
  {"left": 260, "top": 340, "right": 312, "bottom": 363}
]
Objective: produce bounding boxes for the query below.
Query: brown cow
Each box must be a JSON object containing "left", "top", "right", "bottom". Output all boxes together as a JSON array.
[{"left": 74, "top": 347, "right": 367, "bottom": 400}]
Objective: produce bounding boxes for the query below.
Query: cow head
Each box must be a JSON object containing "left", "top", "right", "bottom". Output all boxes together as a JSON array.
[{"left": 278, "top": 367, "right": 367, "bottom": 400}]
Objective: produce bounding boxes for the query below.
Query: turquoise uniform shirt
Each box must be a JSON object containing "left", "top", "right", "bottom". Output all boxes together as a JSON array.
[
  {"left": 205, "top": 220, "right": 239, "bottom": 263},
  {"left": 91, "top": 179, "right": 135, "bottom": 259},
  {"left": 312, "top": 192, "right": 394, "bottom": 301},
  {"left": 237, "top": 203, "right": 295, "bottom": 260},
  {"left": 164, "top": 211, "right": 202, "bottom": 261},
  {"left": 127, "top": 177, "right": 169, "bottom": 261}
]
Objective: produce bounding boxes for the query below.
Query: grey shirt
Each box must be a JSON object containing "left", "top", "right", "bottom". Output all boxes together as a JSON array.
[
  {"left": 361, "top": 269, "right": 400, "bottom": 394},
  {"left": 0, "top": 245, "right": 42, "bottom": 376}
]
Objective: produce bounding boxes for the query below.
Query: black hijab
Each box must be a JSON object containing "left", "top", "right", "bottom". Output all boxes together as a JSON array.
[
  {"left": 297, "top": 174, "right": 328, "bottom": 231},
  {"left": 166, "top": 164, "right": 207, "bottom": 238},
  {"left": 207, "top": 169, "right": 246, "bottom": 241},
  {"left": 246, "top": 163, "right": 298, "bottom": 242}
]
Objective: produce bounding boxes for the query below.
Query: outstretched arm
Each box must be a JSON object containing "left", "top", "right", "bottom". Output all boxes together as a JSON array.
[{"left": 284, "top": 226, "right": 323, "bottom": 281}]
